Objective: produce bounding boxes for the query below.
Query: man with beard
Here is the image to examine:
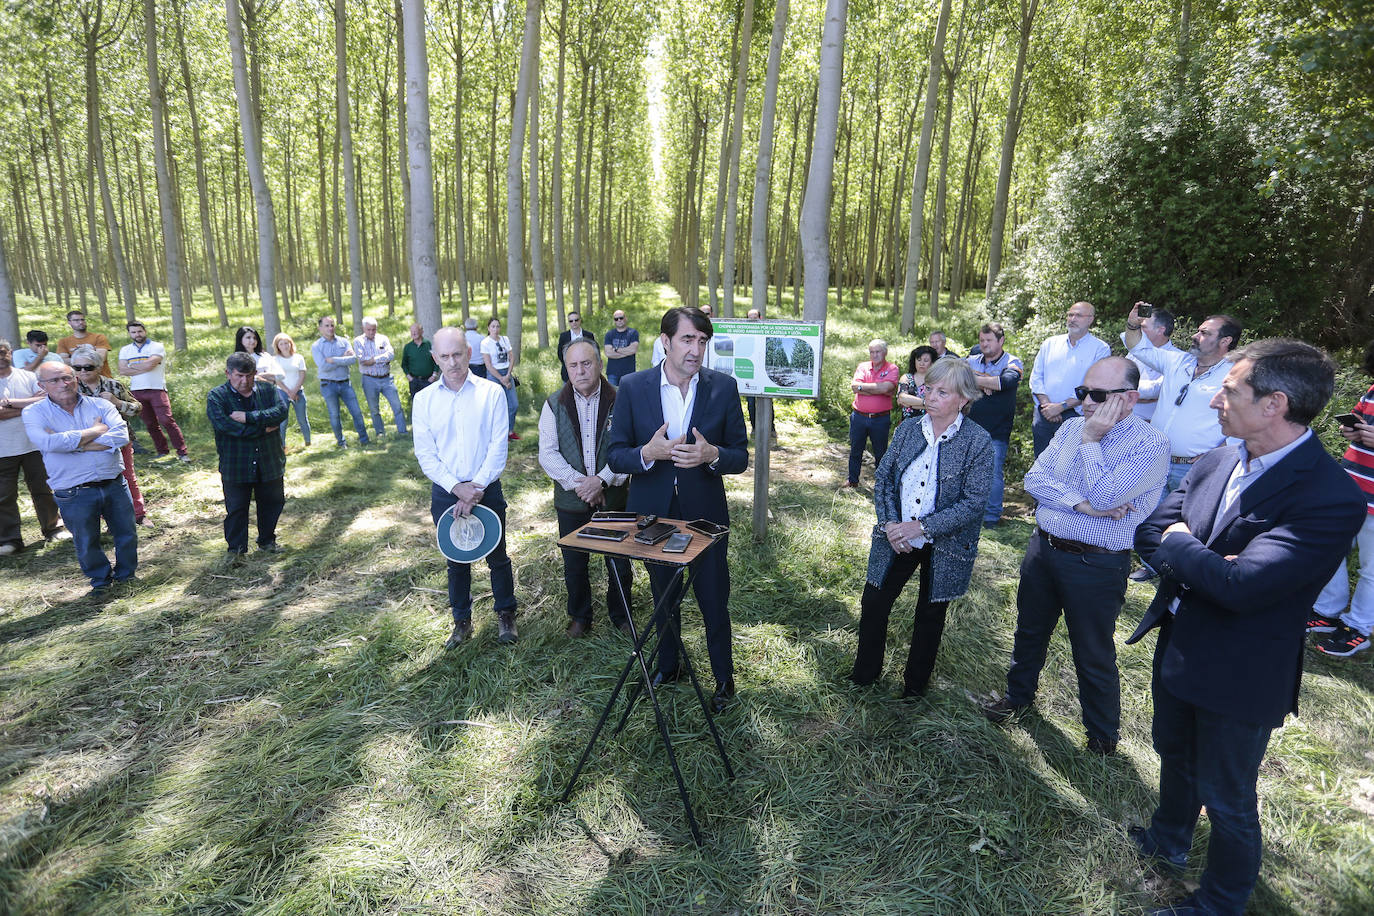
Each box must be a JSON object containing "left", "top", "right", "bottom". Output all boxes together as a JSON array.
[{"left": 1124, "top": 303, "right": 1241, "bottom": 581}]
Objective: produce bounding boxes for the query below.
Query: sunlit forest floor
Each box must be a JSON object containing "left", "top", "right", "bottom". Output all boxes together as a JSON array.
[{"left": 2, "top": 284, "right": 1372, "bottom": 914}]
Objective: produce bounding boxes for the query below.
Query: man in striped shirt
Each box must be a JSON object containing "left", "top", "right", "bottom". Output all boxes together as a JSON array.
[
  {"left": 1308, "top": 343, "right": 1374, "bottom": 657},
  {"left": 984, "top": 356, "right": 1170, "bottom": 756}
]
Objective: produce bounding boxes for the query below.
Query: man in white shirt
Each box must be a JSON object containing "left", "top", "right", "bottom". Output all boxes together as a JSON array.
[
  {"left": 413, "top": 328, "right": 517, "bottom": 648},
  {"left": 1123, "top": 303, "right": 1241, "bottom": 580},
  {"left": 539, "top": 339, "right": 633, "bottom": 637},
  {"left": 354, "top": 317, "right": 407, "bottom": 438},
  {"left": 0, "top": 339, "right": 69, "bottom": 554},
  {"left": 1029, "top": 301, "right": 1111, "bottom": 456},
  {"left": 118, "top": 320, "right": 190, "bottom": 463},
  {"left": 1123, "top": 306, "right": 1180, "bottom": 421}
]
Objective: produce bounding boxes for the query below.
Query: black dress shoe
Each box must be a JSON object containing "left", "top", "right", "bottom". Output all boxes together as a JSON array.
[
  {"left": 899, "top": 685, "right": 926, "bottom": 700},
  {"left": 649, "top": 668, "right": 682, "bottom": 689},
  {"left": 1086, "top": 736, "right": 1117, "bottom": 757},
  {"left": 710, "top": 678, "right": 736, "bottom": 713}
]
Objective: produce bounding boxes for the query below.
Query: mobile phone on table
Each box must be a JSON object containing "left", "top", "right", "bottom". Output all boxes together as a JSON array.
[
  {"left": 634, "top": 521, "right": 677, "bottom": 545},
  {"left": 662, "top": 532, "right": 692, "bottom": 553},
  {"left": 686, "top": 518, "right": 728, "bottom": 538},
  {"left": 592, "top": 510, "right": 637, "bottom": 522},
  {"left": 1335, "top": 413, "right": 1366, "bottom": 427},
  {"left": 578, "top": 526, "right": 630, "bottom": 541}
]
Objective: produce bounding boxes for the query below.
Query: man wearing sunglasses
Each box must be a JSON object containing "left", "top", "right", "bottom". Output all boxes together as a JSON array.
[
  {"left": 1124, "top": 302, "right": 1241, "bottom": 581},
  {"left": 985, "top": 356, "right": 1169, "bottom": 757}
]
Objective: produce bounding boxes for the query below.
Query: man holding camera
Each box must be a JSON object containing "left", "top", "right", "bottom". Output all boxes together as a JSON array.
[{"left": 1123, "top": 302, "right": 1241, "bottom": 581}]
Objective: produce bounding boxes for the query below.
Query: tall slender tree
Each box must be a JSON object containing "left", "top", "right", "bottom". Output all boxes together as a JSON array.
[
  {"left": 800, "top": 0, "right": 848, "bottom": 323},
  {"left": 751, "top": 0, "right": 788, "bottom": 315},
  {"left": 506, "top": 0, "right": 540, "bottom": 360},
  {"left": 985, "top": 0, "right": 1039, "bottom": 298},
  {"left": 225, "top": 0, "right": 281, "bottom": 337},
  {"left": 143, "top": 0, "right": 187, "bottom": 348},
  {"left": 402, "top": 0, "right": 442, "bottom": 334},
  {"left": 336, "top": 0, "right": 363, "bottom": 327},
  {"left": 720, "top": 0, "right": 755, "bottom": 318},
  {"left": 901, "top": 0, "right": 952, "bottom": 332}
]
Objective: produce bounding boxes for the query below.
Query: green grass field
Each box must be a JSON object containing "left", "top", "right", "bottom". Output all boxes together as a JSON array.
[{"left": 2, "top": 284, "right": 1372, "bottom": 914}]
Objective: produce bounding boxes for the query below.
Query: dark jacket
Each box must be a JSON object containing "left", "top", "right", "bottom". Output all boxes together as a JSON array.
[{"left": 1128, "top": 435, "right": 1365, "bottom": 726}]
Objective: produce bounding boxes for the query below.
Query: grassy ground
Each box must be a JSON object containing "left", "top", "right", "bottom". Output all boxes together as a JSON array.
[{"left": 2, "top": 284, "right": 1372, "bottom": 914}]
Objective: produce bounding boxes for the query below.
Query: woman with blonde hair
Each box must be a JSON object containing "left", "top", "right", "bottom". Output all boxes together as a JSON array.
[
  {"left": 270, "top": 332, "right": 311, "bottom": 447},
  {"left": 849, "top": 357, "right": 994, "bottom": 698}
]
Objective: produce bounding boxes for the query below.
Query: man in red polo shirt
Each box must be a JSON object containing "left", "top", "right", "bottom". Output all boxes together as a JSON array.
[{"left": 842, "top": 339, "right": 900, "bottom": 489}]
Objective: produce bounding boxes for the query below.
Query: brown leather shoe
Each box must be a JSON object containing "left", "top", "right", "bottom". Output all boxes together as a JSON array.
[
  {"left": 839, "top": 481, "right": 858, "bottom": 490},
  {"left": 566, "top": 618, "right": 591, "bottom": 638}
]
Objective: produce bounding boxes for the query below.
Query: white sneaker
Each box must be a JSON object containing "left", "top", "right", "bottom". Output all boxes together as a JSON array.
[{"left": 0, "top": 544, "right": 17, "bottom": 556}]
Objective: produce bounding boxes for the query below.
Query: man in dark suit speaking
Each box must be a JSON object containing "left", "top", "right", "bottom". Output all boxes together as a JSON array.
[
  {"left": 1127, "top": 339, "right": 1365, "bottom": 916},
  {"left": 609, "top": 306, "right": 749, "bottom": 712}
]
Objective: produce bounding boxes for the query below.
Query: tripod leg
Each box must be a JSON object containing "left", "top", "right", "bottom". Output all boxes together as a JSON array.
[
  {"left": 560, "top": 645, "right": 643, "bottom": 803},
  {"left": 615, "top": 565, "right": 689, "bottom": 733}
]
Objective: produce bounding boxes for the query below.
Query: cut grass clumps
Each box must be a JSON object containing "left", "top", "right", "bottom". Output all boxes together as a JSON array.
[{"left": 2, "top": 284, "right": 1372, "bottom": 914}]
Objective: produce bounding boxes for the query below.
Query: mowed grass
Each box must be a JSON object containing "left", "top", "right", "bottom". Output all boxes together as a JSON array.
[{"left": 2, "top": 284, "right": 1373, "bottom": 914}]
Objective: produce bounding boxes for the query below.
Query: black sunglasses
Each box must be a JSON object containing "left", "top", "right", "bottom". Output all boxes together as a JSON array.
[
  {"left": 1074, "top": 386, "right": 1132, "bottom": 403},
  {"left": 72, "top": 365, "right": 98, "bottom": 371}
]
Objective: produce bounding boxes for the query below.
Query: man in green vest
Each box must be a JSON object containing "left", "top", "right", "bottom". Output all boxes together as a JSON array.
[{"left": 538, "top": 339, "right": 634, "bottom": 637}]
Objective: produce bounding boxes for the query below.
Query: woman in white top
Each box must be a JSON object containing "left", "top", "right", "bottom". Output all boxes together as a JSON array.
[
  {"left": 480, "top": 317, "right": 520, "bottom": 440},
  {"left": 849, "top": 358, "right": 995, "bottom": 698},
  {"left": 270, "top": 332, "right": 311, "bottom": 446},
  {"left": 234, "top": 326, "right": 283, "bottom": 385}
]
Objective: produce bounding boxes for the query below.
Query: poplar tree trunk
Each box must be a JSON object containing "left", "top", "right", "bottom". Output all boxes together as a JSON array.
[
  {"left": 402, "top": 0, "right": 442, "bottom": 334},
  {"left": 720, "top": 0, "right": 755, "bottom": 319},
  {"left": 144, "top": 0, "right": 187, "bottom": 349},
  {"left": 174, "top": 9, "right": 226, "bottom": 326},
  {"left": 986, "top": 0, "right": 1039, "bottom": 298},
  {"left": 506, "top": 0, "right": 540, "bottom": 360},
  {"left": 706, "top": 18, "right": 739, "bottom": 313},
  {"left": 82, "top": 6, "right": 135, "bottom": 322},
  {"left": 752, "top": 0, "right": 788, "bottom": 315},
  {"left": 551, "top": 0, "right": 568, "bottom": 328},
  {"left": 800, "top": 0, "right": 847, "bottom": 323},
  {"left": 530, "top": 48, "right": 547, "bottom": 347},
  {"left": 901, "top": 0, "right": 951, "bottom": 333},
  {"left": 45, "top": 74, "right": 87, "bottom": 311},
  {"left": 336, "top": 0, "right": 363, "bottom": 327},
  {"left": 225, "top": 0, "right": 281, "bottom": 337},
  {"left": 0, "top": 219, "right": 17, "bottom": 345}
]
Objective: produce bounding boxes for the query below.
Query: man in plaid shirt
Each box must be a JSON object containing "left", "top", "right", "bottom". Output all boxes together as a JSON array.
[{"left": 207, "top": 352, "right": 289, "bottom": 560}]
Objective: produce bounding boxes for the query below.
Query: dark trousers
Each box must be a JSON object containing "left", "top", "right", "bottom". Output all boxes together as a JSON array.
[
  {"left": 1032, "top": 408, "right": 1077, "bottom": 458},
  {"left": 850, "top": 545, "right": 950, "bottom": 694},
  {"left": 1144, "top": 621, "right": 1272, "bottom": 916},
  {"left": 430, "top": 481, "right": 516, "bottom": 624},
  {"left": 0, "top": 449, "right": 63, "bottom": 548},
  {"left": 222, "top": 476, "right": 285, "bottom": 553},
  {"left": 132, "top": 388, "right": 188, "bottom": 456},
  {"left": 556, "top": 506, "right": 632, "bottom": 626},
  {"left": 847, "top": 411, "right": 891, "bottom": 484},
  {"left": 1005, "top": 531, "right": 1130, "bottom": 743},
  {"left": 647, "top": 496, "right": 733, "bottom": 686},
  {"left": 407, "top": 377, "right": 433, "bottom": 401}
]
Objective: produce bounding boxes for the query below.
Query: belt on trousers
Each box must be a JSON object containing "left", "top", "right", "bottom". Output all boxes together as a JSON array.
[
  {"left": 73, "top": 477, "right": 121, "bottom": 490},
  {"left": 1170, "top": 454, "right": 1202, "bottom": 464},
  {"left": 1038, "top": 528, "right": 1129, "bottom": 556},
  {"left": 853, "top": 409, "right": 889, "bottom": 419}
]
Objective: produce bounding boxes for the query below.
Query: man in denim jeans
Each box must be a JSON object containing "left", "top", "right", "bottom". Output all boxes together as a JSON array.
[
  {"left": 311, "top": 316, "right": 371, "bottom": 449},
  {"left": 22, "top": 363, "right": 137, "bottom": 597}
]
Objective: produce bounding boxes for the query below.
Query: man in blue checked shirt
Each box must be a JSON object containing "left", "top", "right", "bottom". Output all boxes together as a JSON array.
[{"left": 984, "top": 356, "right": 1169, "bottom": 757}]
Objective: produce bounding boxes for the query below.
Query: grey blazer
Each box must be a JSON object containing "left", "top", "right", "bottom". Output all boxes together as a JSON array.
[{"left": 865, "top": 415, "right": 995, "bottom": 602}]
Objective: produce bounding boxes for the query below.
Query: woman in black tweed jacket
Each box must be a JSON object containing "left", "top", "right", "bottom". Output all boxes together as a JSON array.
[{"left": 850, "top": 357, "right": 995, "bottom": 697}]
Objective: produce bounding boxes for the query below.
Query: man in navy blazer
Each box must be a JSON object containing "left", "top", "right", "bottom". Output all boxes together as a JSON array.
[
  {"left": 608, "top": 306, "right": 749, "bottom": 711},
  {"left": 1127, "top": 339, "right": 1365, "bottom": 916}
]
